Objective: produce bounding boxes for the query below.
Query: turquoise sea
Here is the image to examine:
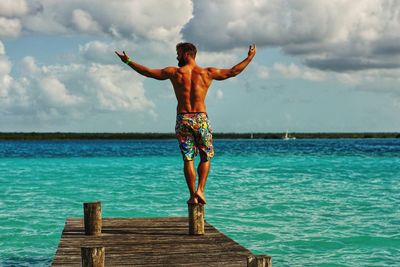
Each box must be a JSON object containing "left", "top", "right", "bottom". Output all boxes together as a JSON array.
[{"left": 0, "top": 139, "right": 399, "bottom": 266}]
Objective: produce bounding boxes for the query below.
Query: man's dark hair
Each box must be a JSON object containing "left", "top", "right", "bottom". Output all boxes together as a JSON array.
[{"left": 176, "top": 42, "right": 197, "bottom": 58}]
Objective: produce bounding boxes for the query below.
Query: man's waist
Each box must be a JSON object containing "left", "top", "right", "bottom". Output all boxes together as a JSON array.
[
  {"left": 176, "top": 112, "right": 209, "bottom": 119},
  {"left": 177, "top": 111, "right": 207, "bottom": 115}
]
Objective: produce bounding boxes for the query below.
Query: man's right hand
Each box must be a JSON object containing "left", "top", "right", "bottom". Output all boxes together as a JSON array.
[
  {"left": 248, "top": 44, "right": 256, "bottom": 59},
  {"left": 115, "top": 51, "right": 129, "bottom": 63}
]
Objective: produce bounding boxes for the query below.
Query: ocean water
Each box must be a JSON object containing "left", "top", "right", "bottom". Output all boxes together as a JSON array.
[{"left": 0, "top": 139, "right": 399, "bottom": 267}]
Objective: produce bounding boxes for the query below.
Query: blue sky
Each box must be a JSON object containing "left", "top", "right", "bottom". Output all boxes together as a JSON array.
[{"left": 0, "top": 0, "right": 399, "bottom": 132}]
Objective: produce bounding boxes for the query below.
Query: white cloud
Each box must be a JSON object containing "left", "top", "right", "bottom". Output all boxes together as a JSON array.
[
  {"left": 274, "top": 63, "right": 327, "bottom": 81},
  {"left": 79, "top": 41, "right": 115, "bottom": 64},
  {"left": 0, "top": 17, "right": 22, "bottom": 37},
  {"left": 0, "top": 58, "right": 11, "bottom": 75},
  {"left": 335, "top": 69, "right": 400, "bottom": 87},
  {"left": 21, "top": 56, "right": 40, "bottom": 74},
  {"left": 302, "top": 69, "right": 326, "bottom": 81},
  {"left": 71, "top": 9, "right": 101, "bottom": 34},
  {"left": 147, "top": 26, "right": 183, "bottom": 43},
  {"left": 87, "top": 64, "right": 154, "bottom": 111},
  {"left": 1, "top": 43, "right": 155, "bottom": 122},
  {"left": 2, "top": 55, "right": 86, "bottom": 116},
  {"left": 78, "top": 39, "right": 147, "bottom": 66},
  {"left": 274, "top": 63, "right": 301, "bottom": 78},
  {"left": 0, "top": 0, "right": 29, "bottom": 17},
  {"left": 183, "top": 0, "right": 400, "bottom": 72},
  {"left": 19, "top": 0, "right": 193, "bottom": 44},
  {"left": 196, "top": 51, "right": 238, "bottom": 67},
  {"left": 39, "top": 77, "right": 82, "bottom": 106}
]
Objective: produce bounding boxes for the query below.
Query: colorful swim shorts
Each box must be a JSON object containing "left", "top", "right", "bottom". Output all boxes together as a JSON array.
[{"left": 175, "top": 112, "right": 214, "bottom": 161}]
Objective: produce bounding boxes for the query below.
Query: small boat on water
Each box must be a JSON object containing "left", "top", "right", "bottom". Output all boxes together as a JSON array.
[{"left": 283, "top": 130, "right": 296, "bottom": 140}]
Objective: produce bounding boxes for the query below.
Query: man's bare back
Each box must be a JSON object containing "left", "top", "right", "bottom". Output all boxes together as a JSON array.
[
  {"left": 116, "top": 43, "right": 256, "bottom": 114},
  {"left": 115, "top": 42, "right": 256, "bottom": 205}
]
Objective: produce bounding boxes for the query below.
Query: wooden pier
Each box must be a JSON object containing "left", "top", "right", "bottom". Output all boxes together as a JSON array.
[{"left": 52, "top": 202, "right": 271, "bottom": 266}]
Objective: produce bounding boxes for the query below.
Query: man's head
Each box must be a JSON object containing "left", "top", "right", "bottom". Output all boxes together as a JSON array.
[{"left": 176, "top": 42, "right": 197, "bottom": 67}]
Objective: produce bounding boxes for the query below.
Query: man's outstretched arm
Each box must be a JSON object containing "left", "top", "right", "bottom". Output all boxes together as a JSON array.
[
  {"left": 208, "top": 44, "right": 256, "bottom": 81},
  {"left": 115, "top": 51, "right": 175, "bottom": 80}
]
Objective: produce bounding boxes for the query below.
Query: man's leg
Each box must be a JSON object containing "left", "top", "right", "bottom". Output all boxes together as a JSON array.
[
  {"left": 195, "top": 151, "right": 210, "bottom": 204},
  {"left": 184, "top": 160, "right": 198, "bottom": 204}
]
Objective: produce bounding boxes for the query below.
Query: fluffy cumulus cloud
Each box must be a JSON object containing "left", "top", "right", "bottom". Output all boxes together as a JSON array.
[
  {"left": 1, "top": 56, "right": 76, "bottom": 116},
  {"left": 0, "top": 0, "right": 28, "bottom": 37},
  {"left": 18, "top": 0, "right": 192, "bottom": 43},
  {"left": 183, "top": 0, "right": 400, "bottom": 73},
  {"left": 39, "top": 77, "right": 82, "bottom": 106},
  {"left": 196, "top": 51, "right": 239, "bottom": 67},
  {"left": 0, "top": 0, "right": 29, "bottom": 17},
  {"left": 0, "top": 0, "right": 192, "bottom": 46},
  {"left": 79, "top": 40, "right": 116, "bottom": 64},
  {"left": 0, "top": 51, "right": 154, "bottom": 124},
  {"left": 0, "top": 17, "right": 22, "bottom": 37},
  {"left": 87, "top": 64, "right": 154, "bottom": 111},
  {"left": 274, "top": 63, "right": 326, "bottom": 81},
  {"left": 71, "top": 9, "right": 102, "bottom": 34}
]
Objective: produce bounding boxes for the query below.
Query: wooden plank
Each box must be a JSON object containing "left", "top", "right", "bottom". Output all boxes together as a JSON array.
[{"left": 52, "top": 217, "right": 255, "bottom": 266}]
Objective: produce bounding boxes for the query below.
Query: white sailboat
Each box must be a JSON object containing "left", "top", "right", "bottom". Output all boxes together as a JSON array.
[{"left": 283, "top": 130, "right": 296, "bottom": 140}]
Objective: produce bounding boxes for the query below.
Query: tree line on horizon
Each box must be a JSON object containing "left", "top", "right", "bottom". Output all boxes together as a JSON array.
[{"left": 0, "top": 132, "right": 399, "bottom": 140}]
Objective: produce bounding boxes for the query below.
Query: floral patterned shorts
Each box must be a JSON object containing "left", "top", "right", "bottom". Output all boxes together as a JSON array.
[{"left": 175, "top": 112, "right": 214, "bottom": 161}]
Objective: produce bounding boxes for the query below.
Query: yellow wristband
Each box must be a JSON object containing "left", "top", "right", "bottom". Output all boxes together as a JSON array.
[{"left": 125, "top": 57, "right": 131, "bottom": 65}]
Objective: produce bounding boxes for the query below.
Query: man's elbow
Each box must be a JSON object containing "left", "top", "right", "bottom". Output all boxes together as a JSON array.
[{"left": 230, "top": 69, "right": 241, "bottom": 77}]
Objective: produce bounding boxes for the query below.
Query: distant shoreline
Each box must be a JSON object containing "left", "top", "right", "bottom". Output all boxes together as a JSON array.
[{"left": 0, "top": 132, "right": 399, "bottom": 140}]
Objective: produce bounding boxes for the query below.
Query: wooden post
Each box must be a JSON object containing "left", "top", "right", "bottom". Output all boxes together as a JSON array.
[
  {"left": 188, "top": 203, "right": 204, "bottom": 235},
  {"left": 81, "top": 247, "right": 105, "bottom": 267},
  {"left": 247, "top": 255, "right": 272, "bottom": 267},
  {"left": 83, "top": 201, "right": 102, "bottom": 236}
]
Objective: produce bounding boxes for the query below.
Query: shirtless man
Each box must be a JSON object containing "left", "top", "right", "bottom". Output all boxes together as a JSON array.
[{"left": 115, "top": 42, "right": 256, "bottom": 204}]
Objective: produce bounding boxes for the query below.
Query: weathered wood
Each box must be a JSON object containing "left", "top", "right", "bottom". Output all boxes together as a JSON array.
[
  {"left": 52, "top": 217, "right": 264, "bottom": 266},
  {"left": 188, "top": 203, "right": 204, "bottom": 235},
  {"left": 83, "top": 201, "right": 102, "bottom": 236},
  {"left": 81, "top": 246, "right": 105, "bottom": 267},
  {"left": 247, "top": 254, "right": 272, "bottom": 267}
]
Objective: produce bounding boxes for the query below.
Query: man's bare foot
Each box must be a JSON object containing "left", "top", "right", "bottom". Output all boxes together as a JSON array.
[
  {"left": 187, "top": 195, "right": 198, "bottom": 204},
  {"left": 195, "top": 190, "right": 206, "bottom": 204}
]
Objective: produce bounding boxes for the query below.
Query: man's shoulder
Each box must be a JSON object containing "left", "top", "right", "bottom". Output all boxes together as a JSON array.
[
  {"left": 163, "top": 66, "right": 178, "bottom": 75},
  {"left": 164, "top": 66, "right": 178, "bottom": 71}
]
